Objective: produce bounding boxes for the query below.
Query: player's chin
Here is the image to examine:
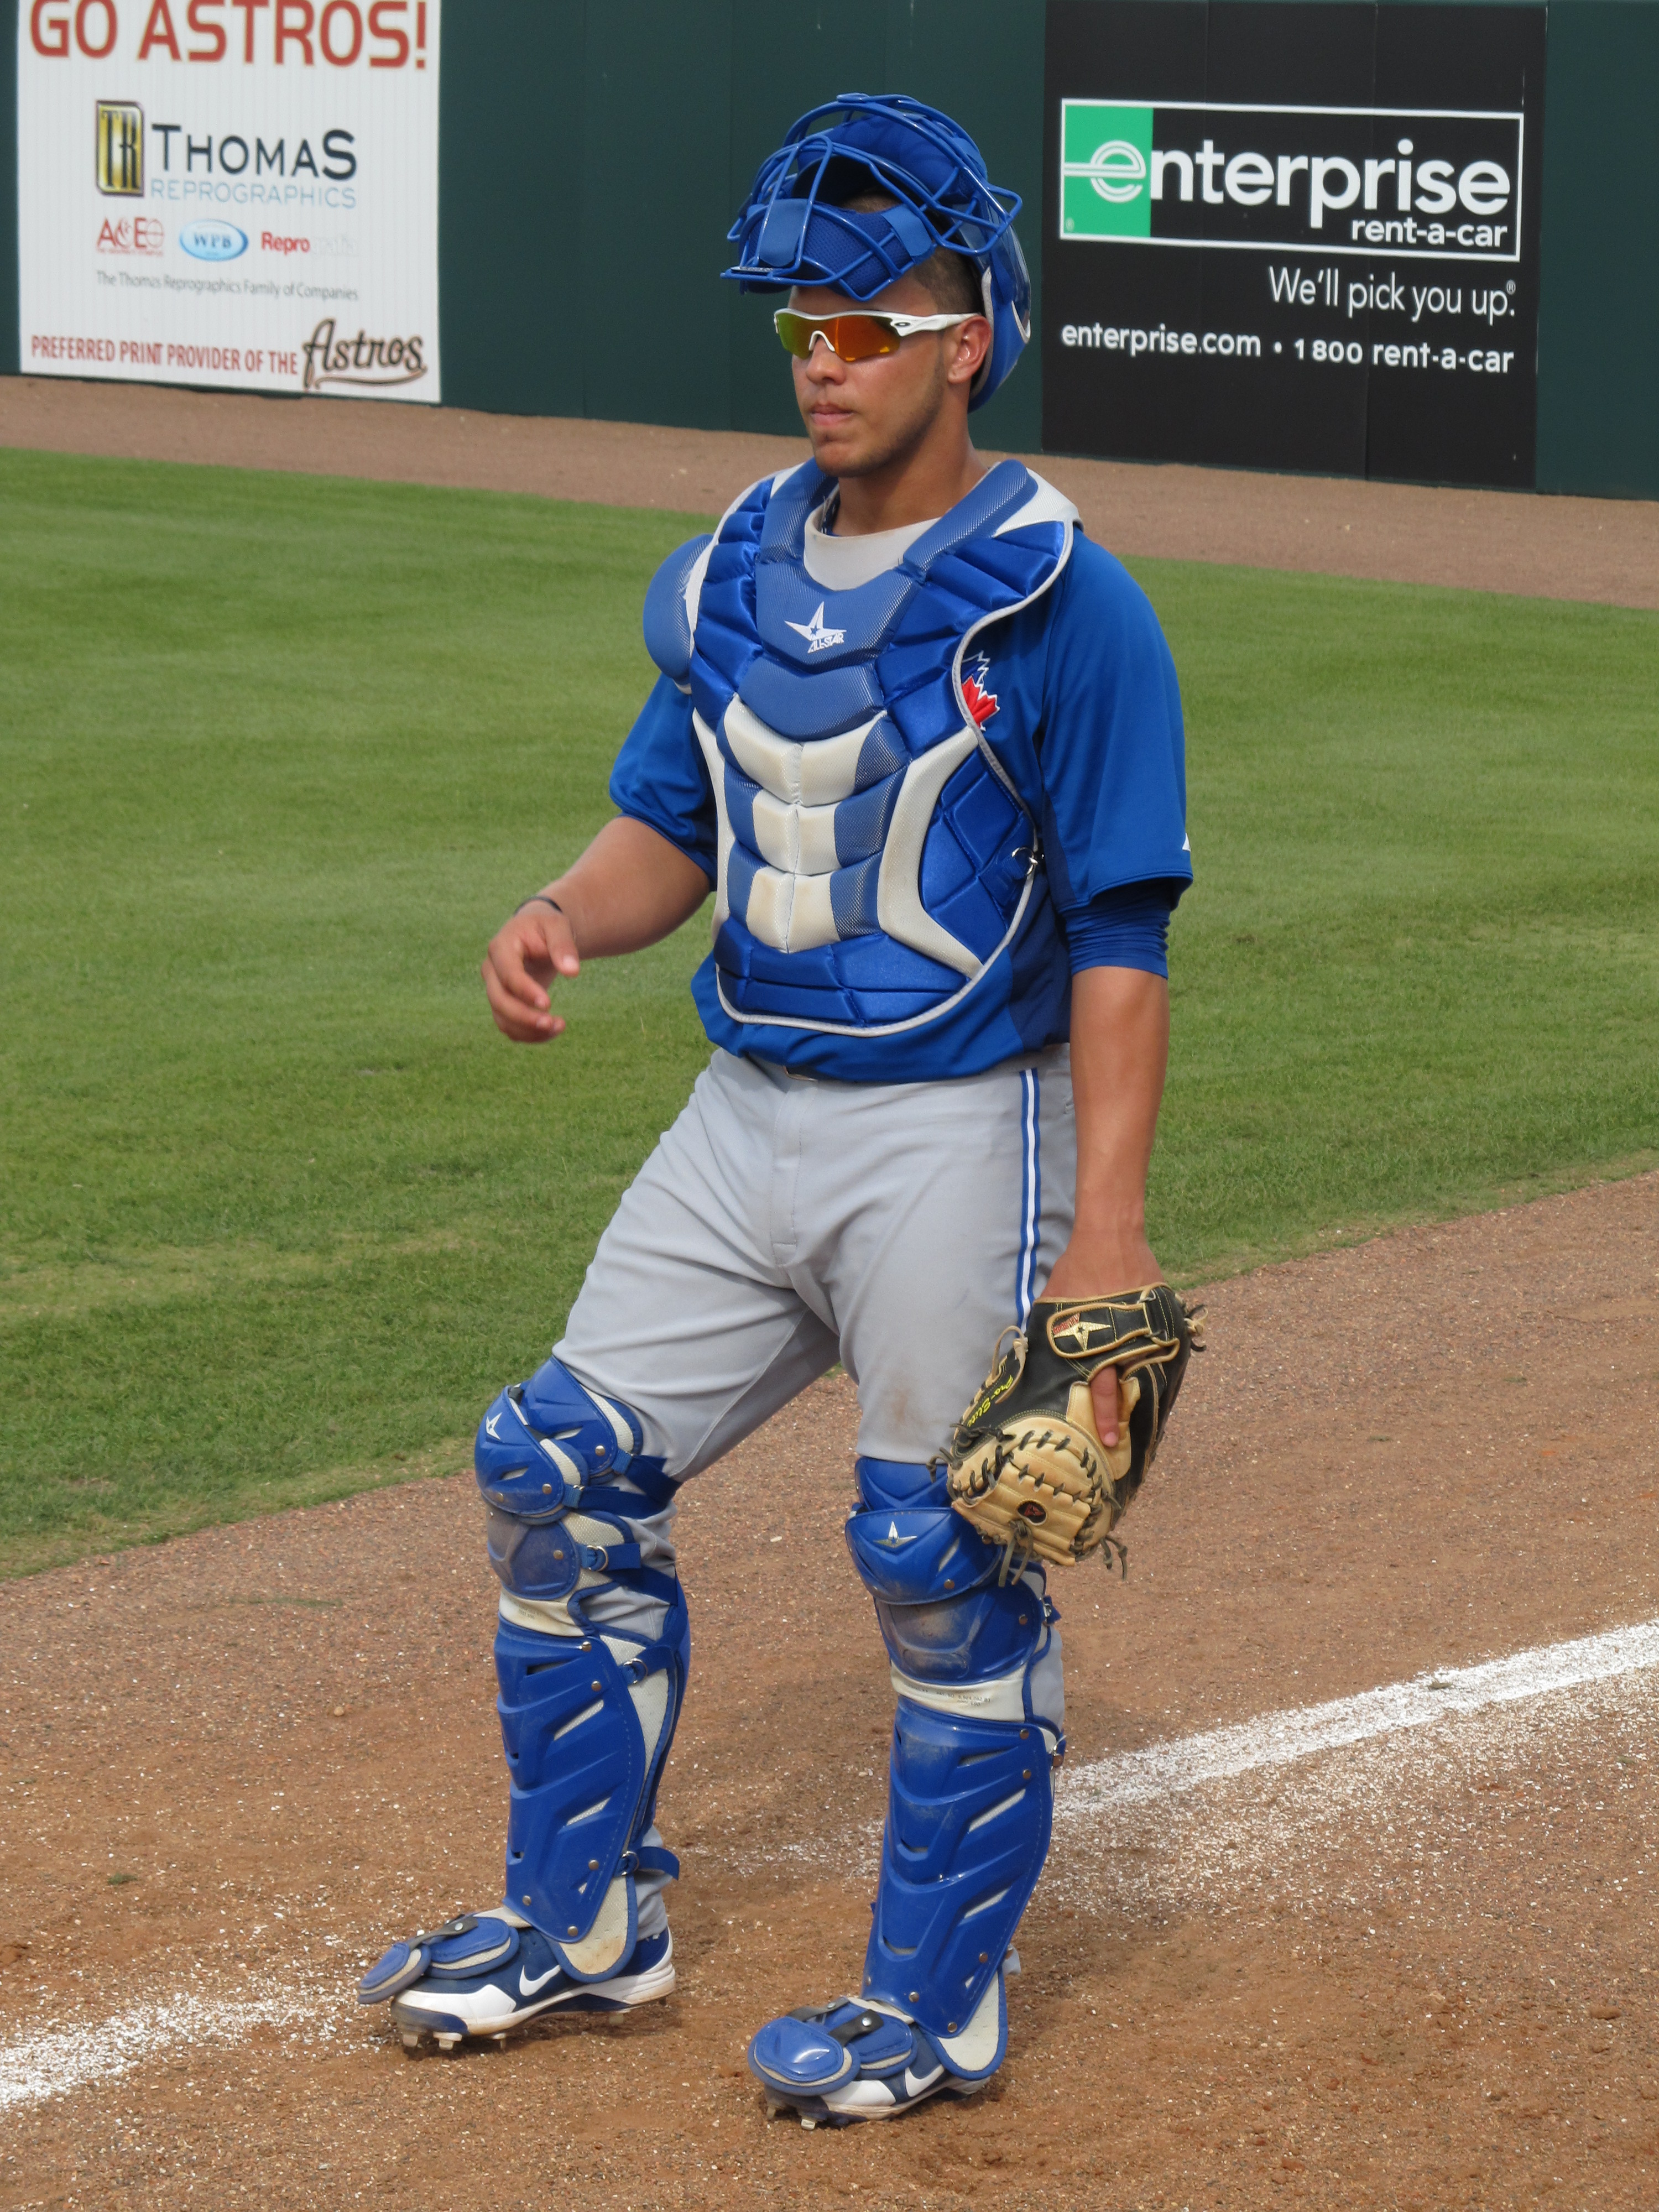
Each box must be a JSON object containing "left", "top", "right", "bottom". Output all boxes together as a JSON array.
[{"left": 803, "top": 412, "right": 869, "bottom": 472}]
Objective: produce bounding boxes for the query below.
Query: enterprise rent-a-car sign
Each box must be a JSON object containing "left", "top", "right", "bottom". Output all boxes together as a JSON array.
[
  {"left": 17, "top": 0, "right": 440, "bottom": 402},
  {"left": 1043, "top": 2, "right": 1546, "bottom": 486}
]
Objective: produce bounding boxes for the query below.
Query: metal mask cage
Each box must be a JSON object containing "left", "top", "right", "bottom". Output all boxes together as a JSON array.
[{"left": 723, "top": 92, "right": 1022, "bottom": 298}]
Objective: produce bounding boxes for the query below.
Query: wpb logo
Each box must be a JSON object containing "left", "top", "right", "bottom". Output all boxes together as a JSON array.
[
  {"left": 180, "top": 220, "right": 247, "bottom": 262},
  {"left": 1061, "top": 100, "right": 1525, "bottom": 263}
]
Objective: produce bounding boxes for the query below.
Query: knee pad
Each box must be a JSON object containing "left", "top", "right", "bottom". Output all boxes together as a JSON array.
[
  {"left": 476, "top": 1355, "right": 675, "bottom": 1522},
  {"left": 474, "top": 1358, "right": 690, "bottom": 1976},
  {"left": 845, "top": 1457, "right": 1062, "bottom": 1740},
  {"left": 477, "top": 1356, "right": 682, "bottom": 1631}
]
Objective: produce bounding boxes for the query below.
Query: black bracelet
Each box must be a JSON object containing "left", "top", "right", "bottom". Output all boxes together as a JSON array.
[{"left": 517, "top": 893, "right": 564, "bottom": 917}]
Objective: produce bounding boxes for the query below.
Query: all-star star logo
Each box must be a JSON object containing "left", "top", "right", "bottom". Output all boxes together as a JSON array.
[
  {"left": 785, "top": 602, "right": 847, "bottom": 655},
  {"left": 962, "top": 650, "right": 999, "bottom": 726}
]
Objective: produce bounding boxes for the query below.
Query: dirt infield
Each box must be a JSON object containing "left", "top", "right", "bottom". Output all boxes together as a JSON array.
[
  {"left": 4, "top": 1170, "right": 1657, "bottom": 2209},
  {"left": 4, "top": 373, "right": 1658, "bottom": 607}
]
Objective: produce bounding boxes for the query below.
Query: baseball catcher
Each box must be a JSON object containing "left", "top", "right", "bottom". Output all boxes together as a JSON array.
[{"left": 357, "top": 91, "right": 1199, "bottom": 2127}]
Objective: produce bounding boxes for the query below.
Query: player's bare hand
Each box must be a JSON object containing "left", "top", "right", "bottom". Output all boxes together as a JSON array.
[
  {"left": 1042, "top": 1227, "right": 1162, "bottom": 1448},
  {"left": 481, "top": 900, "right": 580, "bottom": 1042}
]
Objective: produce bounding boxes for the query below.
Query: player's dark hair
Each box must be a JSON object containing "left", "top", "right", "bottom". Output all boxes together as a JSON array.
[{"left": 834, "top": 186, "right": 983, "bottom": 317}]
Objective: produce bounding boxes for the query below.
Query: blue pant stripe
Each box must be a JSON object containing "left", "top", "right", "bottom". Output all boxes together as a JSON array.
[{"left": 1015, "top": 1070, "right": 1041, "bottom": 1324}]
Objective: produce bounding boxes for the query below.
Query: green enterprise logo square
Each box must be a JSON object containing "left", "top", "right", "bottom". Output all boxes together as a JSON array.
[{"left": 1061, "top": 101, "right": 1154, "bottom": 238}]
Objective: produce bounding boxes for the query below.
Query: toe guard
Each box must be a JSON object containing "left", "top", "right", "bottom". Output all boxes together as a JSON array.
[
  {"left": 358, "top": 1913, "right": 521, "bottom": 2005},
  {"left": 748, "top": 2002, "right": 917, "bottom": 2095},
  {"left": 747, "top": 1976, "right": 1012, "bottom": 2125}
]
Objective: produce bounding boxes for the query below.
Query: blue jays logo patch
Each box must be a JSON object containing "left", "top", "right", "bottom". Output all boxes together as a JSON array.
[{"left": 962, "top": 650, "right": 999, "bottom": 726}]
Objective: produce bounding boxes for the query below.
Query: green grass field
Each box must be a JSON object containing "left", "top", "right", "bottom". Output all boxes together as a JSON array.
[{"left": 3, "top": 446, "right": 1655, "bottom": 1575}]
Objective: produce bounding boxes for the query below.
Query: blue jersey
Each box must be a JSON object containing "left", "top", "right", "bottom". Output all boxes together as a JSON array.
[{"left": 612, "top": 460, "right": 1190, "bottom": 1082}]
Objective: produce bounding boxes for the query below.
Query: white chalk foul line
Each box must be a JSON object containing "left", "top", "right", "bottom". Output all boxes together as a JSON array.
[
  {"left": 0, "top": 1992, "right": 325, "bottom": 2114},
  {"left": 7, "top": 1618, "right": 1658, "bottom": 2113},
  {"left": 1059, "top": 1613, "right": 1659, "bottom": 1823}
]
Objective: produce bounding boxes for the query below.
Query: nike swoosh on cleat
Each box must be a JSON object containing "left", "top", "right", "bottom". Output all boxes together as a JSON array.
[{"left": 519, "top": 1964, "right": 562, "bottom": 1997}]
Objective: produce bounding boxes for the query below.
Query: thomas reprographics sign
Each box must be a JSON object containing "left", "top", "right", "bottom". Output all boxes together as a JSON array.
[{"left": 18, "top": 0, "right": 441, "bottom": 401}]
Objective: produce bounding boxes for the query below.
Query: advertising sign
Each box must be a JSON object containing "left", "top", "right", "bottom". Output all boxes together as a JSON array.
[
  {"left": 17, "top": 0, "right": 440, "bottom": 401},
  {"left": 1043, "top": 3, "right": 1546, "bottom": 486}
]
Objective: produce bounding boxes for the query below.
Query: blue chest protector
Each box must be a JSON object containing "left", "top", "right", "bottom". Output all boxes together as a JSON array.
[{"left": 642, "top": 457, "right": 1076, "bottom": 1039}]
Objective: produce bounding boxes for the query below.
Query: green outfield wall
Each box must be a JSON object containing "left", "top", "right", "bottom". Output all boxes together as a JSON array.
[
  {"left": 5, "top": 0, "right": 1656, "bottom": 496},
  {"left": 1535, "top": 2, "right": 1659, "bottom": 497},
  {"left": 430, "top": 0, "right": 1047, "bottom": 456}
]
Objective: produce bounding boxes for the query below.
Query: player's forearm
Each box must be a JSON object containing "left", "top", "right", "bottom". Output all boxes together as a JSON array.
[
  {"left": 1045, "top": 965, "right": 1170, "bottom": 1295},
  {"left": 539, "top": 817, "right": 711, "bottom": 957}
]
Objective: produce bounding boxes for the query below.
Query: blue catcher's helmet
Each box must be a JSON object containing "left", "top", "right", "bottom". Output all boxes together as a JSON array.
[{"left": 723, "top": 92, "right": 1031, "bottom": 411}]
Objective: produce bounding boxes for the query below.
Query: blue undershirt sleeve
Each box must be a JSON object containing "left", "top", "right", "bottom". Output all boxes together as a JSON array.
[
  {"left": 607, "top": 675, "right": 717, "bottom": 881},
  {"left": 1057, "top": 879, "right": 1180, "bottom": 979}
]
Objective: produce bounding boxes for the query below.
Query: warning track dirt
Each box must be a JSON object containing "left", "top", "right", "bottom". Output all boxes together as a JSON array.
[{"left": 3, "top": 371, "right": 1656, "bottom": 609}]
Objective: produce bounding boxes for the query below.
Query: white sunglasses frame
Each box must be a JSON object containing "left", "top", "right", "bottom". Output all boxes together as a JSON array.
[{"left": 773, "top": 306, "right": 978, "bottom": 361}]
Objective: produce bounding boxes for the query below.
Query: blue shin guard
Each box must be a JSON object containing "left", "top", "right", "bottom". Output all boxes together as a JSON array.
[
  {"left": 360, "top": 1357, "right": 688, "bottom": 2045},
  {"left": 496, "top": 1595, "right": 687, "bottom": 1972},
  {"left": 749, "top": 1457, "right": 1060, "bottom": 2121}
]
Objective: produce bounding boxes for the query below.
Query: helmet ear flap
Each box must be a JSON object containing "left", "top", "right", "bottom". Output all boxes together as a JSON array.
[
  {"left": 1002, "top": 226, "right": 1032, "bottom": 341},
  {"left": 970, "top": 265, "right": 997, "bottom": 401},
  {"left": 970, "top": 228, "right": 1032, "bottom": 411}
]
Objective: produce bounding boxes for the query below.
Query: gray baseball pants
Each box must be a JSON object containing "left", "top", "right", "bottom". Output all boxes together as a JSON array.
[{"left": 555, "top": 1042, "right": 1077, "bottom": 1477}]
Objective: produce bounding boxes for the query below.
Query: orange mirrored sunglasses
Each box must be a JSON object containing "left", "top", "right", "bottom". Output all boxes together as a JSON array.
[{"left": 773, "top": 307, "right": 975, "bottom": 363}]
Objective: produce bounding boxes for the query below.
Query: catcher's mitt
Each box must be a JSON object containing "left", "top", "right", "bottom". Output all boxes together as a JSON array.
[{"left": 945, "top": 1284, "right": 1202, "bottom": 1573}]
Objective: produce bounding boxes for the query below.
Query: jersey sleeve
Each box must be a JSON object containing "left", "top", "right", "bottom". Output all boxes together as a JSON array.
[
  {"left": 607, "top": 673, "right": 718, "bottom": 881},
  {"left": 1036, "top": 537, "right": 1192, "bottom": 912}
]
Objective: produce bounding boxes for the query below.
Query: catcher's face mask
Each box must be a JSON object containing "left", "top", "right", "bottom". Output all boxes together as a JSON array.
[{"left": 724, "top": 92, "right": 1032, "bottom": 410}]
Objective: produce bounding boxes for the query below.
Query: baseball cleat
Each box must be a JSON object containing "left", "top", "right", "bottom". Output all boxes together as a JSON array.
[
  {"left": 747, "top": 1999, "right": 986, "bottom": 2126},
  {"left": 357, "top": 1908, "right": 674, "bottom": 2049}
]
